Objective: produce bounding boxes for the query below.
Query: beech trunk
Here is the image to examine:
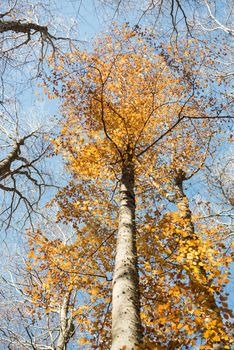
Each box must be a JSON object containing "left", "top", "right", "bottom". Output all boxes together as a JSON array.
[
  {"left": 174, "top": 178, "right": 223, "bottom": 311},
  {"left": 111, "top": 160, "right": 142, "bottom": 350},
  {"left": 57, "top": 292, "right": 73, "bottom": 350},
  {"left": 174, "top": 173, "right": 226, "bottom": 350}
]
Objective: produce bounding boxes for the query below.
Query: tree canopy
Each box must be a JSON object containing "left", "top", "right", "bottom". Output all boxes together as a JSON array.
[{"left": 37, "top": 26, "right": 234, "bottom": 349}]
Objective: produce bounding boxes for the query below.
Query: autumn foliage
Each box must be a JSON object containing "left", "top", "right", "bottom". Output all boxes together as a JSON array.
[{"left": 26, "top": 26, "right": 234, "bottom": 349}]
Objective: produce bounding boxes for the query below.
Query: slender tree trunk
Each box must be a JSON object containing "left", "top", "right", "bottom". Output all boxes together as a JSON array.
[
  {"left": 173, "top": 172, "right": 226, "bottom": 350},
  {"left": 174, "top": 177, "right": 221, "bottom": 309},
  {"left": 111, "top": 159, "right": 142, "bottom": 350},
  {"left": 57, "top": 292, "right": 73, "bottom": 350}
]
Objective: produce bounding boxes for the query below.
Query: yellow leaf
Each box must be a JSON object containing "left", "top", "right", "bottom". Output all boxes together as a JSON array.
[{"left": 79, "top": 337, "right": 87, "bottom": 345}]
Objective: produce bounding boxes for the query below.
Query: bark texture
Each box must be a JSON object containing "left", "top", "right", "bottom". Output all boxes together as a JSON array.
[
  {"left": 111, "top": 160, "right": 142, "bottom": 350},
  {"left": 0, "top": 20, "right": 49, "bottom": 36},
  {"left": 173, "top": 170, "right": 226, "bottom": 350},
  {"left": 0, "top": 139, "right": 24, "bottom": 180},
  {"left": 57, "top": 292, "right": 74, "bottom": 350},
  {"left": 174, "top": 174, "right": 221, "bottom": 309}
]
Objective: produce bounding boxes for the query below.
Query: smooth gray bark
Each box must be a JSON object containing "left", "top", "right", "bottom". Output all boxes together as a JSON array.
[
  {"left": 174, "top": 174, "right": 222, "bottom": 306},
  {"left": 57, "top": 292, "right": 74, "bottom": 350},
  {"left": 111, "top": 160, "right": 142, "bottom": 350},
  {"left": 172, "top": 171, "right": 226, "bottom": 350}
]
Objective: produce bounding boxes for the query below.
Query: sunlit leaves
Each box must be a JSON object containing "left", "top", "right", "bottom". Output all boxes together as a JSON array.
[{"left": 31, "top": 25, "right": 234, "bottom": 348}]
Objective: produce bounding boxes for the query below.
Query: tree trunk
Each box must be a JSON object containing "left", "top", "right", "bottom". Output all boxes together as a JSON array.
[
  {"left": 57, "top": 292, "right": 73, "bottom": 350},
  {"left": 111, "top": 159, "right": 142, "bottom": 350},
  {"left": 174, "top": 177, "right": 221, "bottom": 309},
  {"left": 173, "top": 172, "right": 226, "bottom": 350},
  {"left": 0, "top": 139, "right": 24, "bottom": 179}
]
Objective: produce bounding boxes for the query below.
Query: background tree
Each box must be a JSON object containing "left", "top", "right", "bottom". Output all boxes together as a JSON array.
[
  {"left": 0, "top": 197, "right": 115, "bottom": 349},
  {"left": 100, "top": 0, "right": 234, "bottom": 37},
  {"left": 0, "top": 0, "right": 80, "bottom": 227},
  {"left": 0, "top": 114, "right": 52, "bottom": 228},
  {"left": 99, "top": 0, "right": 233, "bottom": 85}
]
